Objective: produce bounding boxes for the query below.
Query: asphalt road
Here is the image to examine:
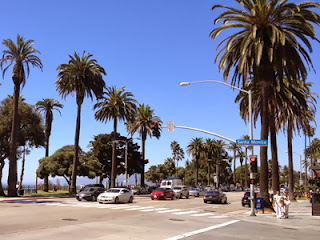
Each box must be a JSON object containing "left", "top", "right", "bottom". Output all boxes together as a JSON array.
[{"left": 0, "top": 192, "right": 318, "bottom": 240}]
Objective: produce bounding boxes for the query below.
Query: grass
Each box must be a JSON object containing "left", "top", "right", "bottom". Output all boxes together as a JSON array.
[{"left": 0, "top": 190, "right": 76, "bottom": 198}]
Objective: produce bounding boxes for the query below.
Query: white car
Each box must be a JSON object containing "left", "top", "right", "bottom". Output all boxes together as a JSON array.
[{"left": 97, "top": 188, "right": 134, "bottom": 204}]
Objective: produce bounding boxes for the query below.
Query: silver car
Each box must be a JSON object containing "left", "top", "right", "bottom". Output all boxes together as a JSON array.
[{"left": 172, "top": 186, "right": 189, "bottom": 199}]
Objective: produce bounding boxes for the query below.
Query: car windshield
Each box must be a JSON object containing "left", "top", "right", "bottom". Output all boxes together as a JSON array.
[
  {"left": 83, "top": 187, "right": 98, "bottom": 192},
  {"left": 107, "top": 189, "right": 120, "bottom": 193},
  {"left": 155, "top": 188, "right": 165, "bottom": 192},
  {"left": 173, "top": 187, "right": 181, "bottom": 190}
]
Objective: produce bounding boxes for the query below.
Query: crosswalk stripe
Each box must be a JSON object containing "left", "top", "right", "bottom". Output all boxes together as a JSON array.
[
  {"left": 173, "top": 210, "right": 199, "bottom": 215},
  {"left": 141, "top": 208, "right": 168, "bottom": 212},
  {"left": 209, "top": 215, "right": 229, "bottom": 218},
  {"left": 190, "top": 212, "right": 215, "bottom": 217},
  {"left": 157, "top": 209, "right": 182, "bottom": 213},
  {"left": 110, "top": 205, "right": 140, "bottom": 210},
  {"left": 125, "top": 206, "right": 153, "bottom": 211}
]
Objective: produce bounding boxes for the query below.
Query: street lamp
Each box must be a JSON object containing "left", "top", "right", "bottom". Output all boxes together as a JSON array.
[
  {"left": 114, "top": 138, "right": 132, "bottom": 186},
  {"left": 180, "top": 80, "right": 254, "bottom": 215},
  {"left": 285, "top": 151, "right": 302, "bottom": 185}
]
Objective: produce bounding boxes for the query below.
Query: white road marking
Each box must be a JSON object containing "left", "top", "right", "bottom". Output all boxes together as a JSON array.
[
  {"left": 164, "top": 220, "right": 240, "bottom": 240},
  {"left": 141, "top": 208, "right": 168, "bottom": 212},
  {"left": 125, "top": 206, "right": 153, "bottom": 211},
  {"left": 190, "top": 212, "right": 215, "bottom": 217},
  {"left": 110, "top": 205, "right": 141, "bottom": 210},
  {"left": 173, "top": 210, "right": 199, "bottom": 215},
  {"left": 209, "top": 215, "right": 229, "bottom": 218},
  {"left": 157, "top": 209, "right": 182, "bottom": 213}
]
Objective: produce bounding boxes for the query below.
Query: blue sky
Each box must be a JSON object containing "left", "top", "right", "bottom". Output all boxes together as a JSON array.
[{"left": 1, "top": 0, "right": 319, "bottom": 186}]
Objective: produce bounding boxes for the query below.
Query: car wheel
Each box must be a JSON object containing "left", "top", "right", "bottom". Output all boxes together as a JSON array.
[
  {"left": 128, "top": 196, "right": 133, "bottom": 203},
  {"left": 197, "top": 193, "right": 199, "bottom": 197},
  {"left": 99, "top": 202, "right": 103, "bottom": 204},
  {"left": 204, "top": 200, "right": 207, "bottom": 203},
  {"left": 77, "top": 199, "right": 82, "bottom": 201},
  {"left": 92, "top": 196, "right": 97, "bottom": 201},
  {"left": 171, "top": 195, "right": 174, "bottom": 200},
  {"left": 186, "top": 194, "right": 189, "bottom": 199},
  {"left": 242, "top": 203, "right": 245, "bottom": 207},
  {"left": 115, "top": 197, "right": 119, "bottom": 204},
  {"left": 224, "top": 198, "right": 227, "bottom": 204}
]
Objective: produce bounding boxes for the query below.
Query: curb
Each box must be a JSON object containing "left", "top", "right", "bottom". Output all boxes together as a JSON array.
[{"left": 0, "top": 196, "right": 74, "bottom": 202}]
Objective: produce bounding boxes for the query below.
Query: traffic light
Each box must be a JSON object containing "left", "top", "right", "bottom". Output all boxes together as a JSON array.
[
  {"left": 152, "top": 122, "right": 160, "bottom": 137},
  {"left": 249, "top": 155, "right": 258, "bottom": 173},
  {"left": 250, "top": 178, "right": 257, "bottom": 185}
]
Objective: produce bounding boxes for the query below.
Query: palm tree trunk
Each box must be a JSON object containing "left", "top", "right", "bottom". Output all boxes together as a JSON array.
[
  {"left": 141, "top": 137, "right": 146, "bottom": 186},
  {"left": 19, "top": 146, "right": 26, "bottom": 190},
  {"left": 258, "top": 57, "right": 273, "bottom": 208},
  {"left": 240, "top": 160, "right": 243, "bottom": 187},
  {"left": 304, "top": 135, "right": 307, "bottom": 185},
  {"left": 71, "top": 103, "right": 82, "bottom": 194},
  {"left": 270, "top": 110, "right": 280, "bottom": 194},
  {"left": 195, "top": 156, "right": 199, "bottom": 186},
  {"left": 216, "top": 151, "right": 221, "bottom": 188},
  {"left": 309, "top": 136, "right": 313, "bottom": 179},
  {"left": 8, "top": 82, "right": 20, "bottom": 197},
  {"left": 43, "top": 132, "right": 50, "bottom": 192},
  {"left": 111, "top": 117, "right": 118, "bottom": 188},
  {"left": 0, "top": 159, "right": 6, "bottom": 196},
  {"left": 287, "top": 121, "right": 295, "bottom": 200}
]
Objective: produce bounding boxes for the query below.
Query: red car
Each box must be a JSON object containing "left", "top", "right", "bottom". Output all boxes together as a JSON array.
[{"left": 151, "top": 187, "right": 175, "bottom": 200}]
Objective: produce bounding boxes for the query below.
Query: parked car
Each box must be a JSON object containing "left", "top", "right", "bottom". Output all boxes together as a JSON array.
[
  {"left": 80, "top": 184, "right": 105, "bottom": 192},
  {"left": 132, "top": 186, "right": 148, "bottom": 195},
  {"left": 172, "top": 186, "right": 189, "bottom": 199},
  {"left": 189, "top": 187, "right": 205, "bottom": 197},
  {"left": 148, "top": 186, "right": 158, "bottom": 194},
  {"left": 151, "top": 187, "right": 175, "bottom": 200},
  {"left": 203, "top": 190, "right": 227, "bottom": 204},
  {"left": 76, "top": 187, "right": 105, "bottom": 201},
  {"left": 97, "top": 188, "right": 134, "bottom": 204},
  {"left": 241, "top": 191, "right": 259, "bottom": 207}
]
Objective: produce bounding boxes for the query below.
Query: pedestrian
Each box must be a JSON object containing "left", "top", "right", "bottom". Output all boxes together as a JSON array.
[
  {"left": 273, "top": 191, "right": 282, "bottom": 218},
  {"left": 317, "top": 189, "right": 320, "bottom": 193},
  {"left": 283, "top": 192, "right": 290, "bottom": 219},
  {"left": 310, "top": 190, "right": 313, "bottom": 203}
]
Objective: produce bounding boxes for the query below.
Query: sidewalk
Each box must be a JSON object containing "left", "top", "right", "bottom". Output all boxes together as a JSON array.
[{"left": 239, "top": 200, "right": 320, "bottom": 231}]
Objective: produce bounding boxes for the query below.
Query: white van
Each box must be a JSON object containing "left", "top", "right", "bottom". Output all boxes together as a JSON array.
[{"left": 160, "top": 177, "right": 182, "bottom": 189}]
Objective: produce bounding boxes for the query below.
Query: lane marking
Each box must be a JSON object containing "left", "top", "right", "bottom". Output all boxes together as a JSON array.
[
  {"left": 157, "top": 209, "right": 182, "bottom": 213},
  {"left": 209, "top": 215, "right": 229, "bottom": 219},
  {"left": 164, "top": 220, "right": 240, "bottom": 240},
  {"left": 125, "top": 206, "right": 153, "bottom": 211},
  {"left": 173, "top": 210, "right": 199, "bottom": 215},
  {"left": 141, "top": 208, "right": 168, "bottom": 212},
  {"left": 190, "top": 212, "right": 215, "bottom": 217}
]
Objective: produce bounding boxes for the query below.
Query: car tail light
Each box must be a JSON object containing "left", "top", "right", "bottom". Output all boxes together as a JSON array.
[{"left": 215, "top": 196, "right": 219, "bottom": 199}]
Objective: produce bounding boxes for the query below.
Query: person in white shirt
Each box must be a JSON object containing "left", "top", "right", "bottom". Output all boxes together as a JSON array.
[{"left": 273, "top": 191, "right": 282, "bottom": 218}]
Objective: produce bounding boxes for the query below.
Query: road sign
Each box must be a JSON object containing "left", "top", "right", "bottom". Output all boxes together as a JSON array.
[
  {"left": 236, "top": 139, "right": 268, "bottom": 146},
  {"left": 167, "top": 121, "right": 174, "bottom": 132}
]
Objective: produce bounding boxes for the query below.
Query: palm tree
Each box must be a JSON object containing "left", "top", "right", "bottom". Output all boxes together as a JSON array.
[
  {"left": 164, "top": 157, "right": 176, "bottom": 177},
  {"left": 277, "top": 81, "right": 317, "bottom": 200},
  {"left": 305, "top": 125, "right": 316, "bottom": 179},
  {"left": 36, "top": 98, "right": 63, "bottom": 192},
  {"left": 126, "top": 103, "right": 160, "bottom": 186},
  {"left": 228, "top": 142, "right": 240, "bottom": 184},
  {"left": 211, "top": 0, "right": 320, "bottom": 207},
  {"left": 94, "top": 86, "right": 137, "bottom": 188},
  {"left": 213, "top": 140, "right": 227, "bottom": 188},
  {"left": 204, "top": 138, "right": 215, "bottom": 185},
  {"left": 170, "top": 141, "right": 184, "bottom": 178},
  {"left": 0, "top": 34, "right": 43, "bottom": 196},
  {"left": 56, "top": 51, "right": 106, "bottom": 193},
  {"left": 236, "top": 150, "right": 246, "bottom": 187},
  {"left": 186, "top": 138, "right": 203, "bottom": 186}
]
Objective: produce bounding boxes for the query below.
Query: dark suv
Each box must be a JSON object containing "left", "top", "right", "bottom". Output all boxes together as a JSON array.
[{"left": 242, "top": 191, "right": 258, "bottom": 207}]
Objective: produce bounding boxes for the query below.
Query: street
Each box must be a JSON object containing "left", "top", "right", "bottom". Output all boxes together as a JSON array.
[{"left": 0, "top": 192, "right": 319, "bottom": 240}]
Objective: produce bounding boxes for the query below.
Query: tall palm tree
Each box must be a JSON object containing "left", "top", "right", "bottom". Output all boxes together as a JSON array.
[
  {"left": 277, "top": 81, "right": 317, "bottom": 200},
  {"left": 305, "top": 125, "right": 316, "bottom": 179},
  {"left": 56, "top": 51, "right": 106, "bottom": 193},
  {"left": 228, "top": 142, "right": 240, "bottom": 184},
  {"left": 164, "top": 157, "right": 175, "bottom": 177},
  {"left": 94, "top": 86, "right": 137, "bottom": 188},
  {"left": 0, "top": 34, "right": 42, "bottom": 196},
  {"left": 126, "top": 103, "right": 160, "bottom": 187},
  {"left": 170, "top": 141, "right": 184, "bottom": 178},
  {"left": 213, "top": 140, "right": 227, "bottom": 188},
  {"left": 211, "top": 0, "right": 320, "bottom": 207},
  {"left": 204, "top": 138, "right": 215, "bottom": 185},
  {"left": 236, "top": 150, "right": 246, "bottom": 187},
  {"left": 36, "top": 98, "right": 63, "bottom": 192},
  {"left": 186, "top": 138, "right": 203, "bottom": 186}
]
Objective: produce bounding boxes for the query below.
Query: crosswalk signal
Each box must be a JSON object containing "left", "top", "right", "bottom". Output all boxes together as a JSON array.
[{"left": 249, "top": 155, "right": 258, "bottom": 173}]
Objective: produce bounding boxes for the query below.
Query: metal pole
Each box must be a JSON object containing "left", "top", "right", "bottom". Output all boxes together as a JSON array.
[
  {"left": 249, "top": 90, "right": 256, "bottom": 216},
  {"left": 300, "top": 155, "right": 302, "bottom": 185}
]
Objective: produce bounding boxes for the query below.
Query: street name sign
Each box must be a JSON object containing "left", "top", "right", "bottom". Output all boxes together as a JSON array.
[{"left": 236, "top": 139, "right": 268, "bottom": 146}]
